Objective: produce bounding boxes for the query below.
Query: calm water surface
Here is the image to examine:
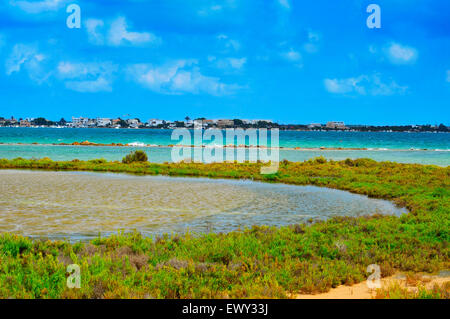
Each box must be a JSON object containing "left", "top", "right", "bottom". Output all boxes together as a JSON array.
[{"left": 0, "top": 170, "right": 407, "bottom": 241}]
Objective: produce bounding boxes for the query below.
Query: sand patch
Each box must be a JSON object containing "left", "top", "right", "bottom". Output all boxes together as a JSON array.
[{"left": 294, "top": 272, "right": 449, "bottom": 299}]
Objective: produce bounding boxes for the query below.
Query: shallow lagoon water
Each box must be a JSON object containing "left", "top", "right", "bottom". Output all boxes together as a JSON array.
[{"left": 0, "top": 170, "right": 407, "bottom": 241}]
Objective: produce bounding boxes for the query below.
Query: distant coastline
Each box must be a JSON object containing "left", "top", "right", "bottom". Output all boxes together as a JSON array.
[
  {"left": 1, "top": 116, "right": 448, "bottom": 133},
  {"left": 1, "top": 126, "right": 450, "bottom": 133}
]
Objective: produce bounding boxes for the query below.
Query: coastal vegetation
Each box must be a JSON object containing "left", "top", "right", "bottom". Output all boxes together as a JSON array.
[
  {"left": 0, "top": 157, "right": 448, "bottom": 299},
  {"left": 374, "top": 279, "right": 449, "bottom": 299},
  {"left": 122, "top": 150, "right": 148, "bottom": 164}
]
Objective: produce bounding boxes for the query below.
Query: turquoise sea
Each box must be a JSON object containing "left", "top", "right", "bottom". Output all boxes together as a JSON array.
[{"left": 0, "top": 128, "right": 449, "bottom": 166}]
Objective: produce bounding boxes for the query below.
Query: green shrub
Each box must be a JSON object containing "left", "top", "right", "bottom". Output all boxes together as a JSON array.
[
  {"left": 88, "top": 158, "right": 107, "bottom": 164},
  {"left": 310, "top": 156, "right": 327, "bottom": 164},
  {"left": 122, "top": 150, "right": 148, "bottom": 164}
]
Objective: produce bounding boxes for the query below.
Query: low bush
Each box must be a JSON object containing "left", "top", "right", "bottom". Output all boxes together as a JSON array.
[{"left": 122, "top": 150, "right": 148, "bottom": 164}]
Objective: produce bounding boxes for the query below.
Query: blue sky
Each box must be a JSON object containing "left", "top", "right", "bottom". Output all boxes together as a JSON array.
[{"left": 0, "top": 0, "right": 449, "bottom": 125}]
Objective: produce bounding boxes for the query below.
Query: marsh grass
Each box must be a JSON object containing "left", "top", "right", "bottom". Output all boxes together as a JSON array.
[
  {"left": 375, "top": 281, "right": 450, "bottom": 299},
  {"left": 0, "top": 157, "right": 448, "bottom": 298}
]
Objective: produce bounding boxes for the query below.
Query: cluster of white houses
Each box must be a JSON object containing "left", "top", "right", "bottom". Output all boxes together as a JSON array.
[
  {"left": 308, "top": 121, "right": 347, "bottom": 129},
  {"left": 2, "top": 116, "right": 447, "bottom": 132},
  {"left": 70, "top": 117, "right": 274, "bottom": 129},
  {"left": 69, "top": 117, "right": 165, "bottom": 128},
  {"left": 2, "top": 116, "right": 343, "bottom": 129}
]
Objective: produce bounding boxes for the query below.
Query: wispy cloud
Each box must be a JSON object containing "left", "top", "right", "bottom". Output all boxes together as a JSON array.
[
  {"left": 197, "top": 0, "right": 236, "bottom": 16},
  {"left": 277, "top": 0, "right": 291, "bottom": 10},
  {"left": 5, "top": 43, "right": 50, "bottom": 83},
  {"left": 385, "top": 42, "right": 418, "bottom": 65},
  {"left": 198, "top": 4, "right": 224, "bottom": 16},
  {"left": 126, "top": 60, "right": 241, "bottom": 96},
  {"left": 446, "top": 70, "right": 450, "bottom": 83},
  {"left": 303, "top": 30, "right": 321, "bottom": 54},
  {"left": 324, "top": 74, "right": 407, "bottom": 96},
  {"left": 214, "top": 57, "right": 247, "bottom": 71},
  {"left": 216, "top": 34, "right": 241, "bottom": 52},
  {"left": 9, "top": 0, "right": 68, "bottom": 14},
  {"left": 57, "top": 61, "right": 118, "bottom": 93},
  {"left": 85, "top": 17, "right": 161, "bottom": 47},
  {"left": 280, "top": 48, "right": 302, "bottom": 68},
  {"left": 108, "top": 17, "right": 160, "bottom": 46},
  {"left": 85, "top": 19, "right": 105, "bottom": 45}
]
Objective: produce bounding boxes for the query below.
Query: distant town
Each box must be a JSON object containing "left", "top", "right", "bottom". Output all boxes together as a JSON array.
[{"left": 0, "top": 116, "right": 448, "bottom": 132}]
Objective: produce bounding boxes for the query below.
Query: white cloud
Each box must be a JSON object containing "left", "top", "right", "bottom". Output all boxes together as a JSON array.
[
  {"left": 278, "top": 0, "right": 291, "bottom": 10},
  {"left": 217, "top": 34, "right": 241, "bottom": 51},
  {"left": 126, "top": 60, "right": 240, "bottom": 96},
  {"left": 10, "top": 0, "right": 67, "bottom": 14},
  {"left": 85, "top": 19, "right": 105, "bottom": 45},
  {"left": 57, "top": 61, "right": 118, "bottom": 92},
  {"left": 198, "top": 0, "right": 236, "bottom": 16},
  {"left": 281, "top": 48, "right": 301, "bottom": 62},
  {"left": 368, "top": 45, "right": 377, "bottom": 54},
  {"left": 198, "top": 4, "right": 223, "bottom": 16},
  {"left": 5, "top": 43, "right": 50, "bottom": 83},
  {"left": 215, "top": 57, "right": 247, "bottom": 70},
  {"left": 228, "top": 58, "right": 247, "bottom": 69},
  {"left": 6, "top": 44, "right": 37, "bottom": 75},
  {"left": 307, "top": 31, "right": 320, "bottom": 43},
  {"left": 280, "top": 48, "right": 303, "bottom": 68},
  {"left": 386, "top": 42, "right": 418, "bottom": 65},
  {"left": 324, "top": 77, "right": 363, "bottom": 95},
  {"left": 85, "top": 17, "right": 160, "bottom": 47},
  {"left": 211, "top": 5, "right": 223, "bottom": 11},
  {"left": 108, "top": 17, "right": 160, "bottom": 46},
  {"left": 324, "top": 74, "right": 407, "bottom": 96},
  {"left": 303, "top": 30, "right": 321, "bottom": 53},
  {"left": 446, "top": 70, "right": 450, "bottom": 83}
]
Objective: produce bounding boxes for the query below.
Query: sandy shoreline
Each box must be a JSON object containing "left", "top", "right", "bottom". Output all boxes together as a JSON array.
[{"left": 294, "top": 272, "right": 450, "bottom": 299}]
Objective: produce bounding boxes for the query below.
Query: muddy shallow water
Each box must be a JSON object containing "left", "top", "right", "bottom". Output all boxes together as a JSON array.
[{"left": 0, "top": 170, "right": 407, "bottom": 240}]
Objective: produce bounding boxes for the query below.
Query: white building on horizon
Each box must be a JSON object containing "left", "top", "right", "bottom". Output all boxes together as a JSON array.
[
  {"left": 127, "top": 118, "right": 141, "bottom": 128},
  {"left": 96, "top": 118, "right": 112, "bottom": 127},
  {"left": 72, "top": 117, "right": 89, "bottom": 127},
  {"left": 326, "top": 121, "right": 346, "bottom": 129},
  {"left": 147, "top": 119, "right": 164, "bottom": 127}
]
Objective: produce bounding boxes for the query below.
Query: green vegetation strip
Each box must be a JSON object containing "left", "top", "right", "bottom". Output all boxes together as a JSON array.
[{"left": 0, "top": 157, "right": 448, "bottom": 298}]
